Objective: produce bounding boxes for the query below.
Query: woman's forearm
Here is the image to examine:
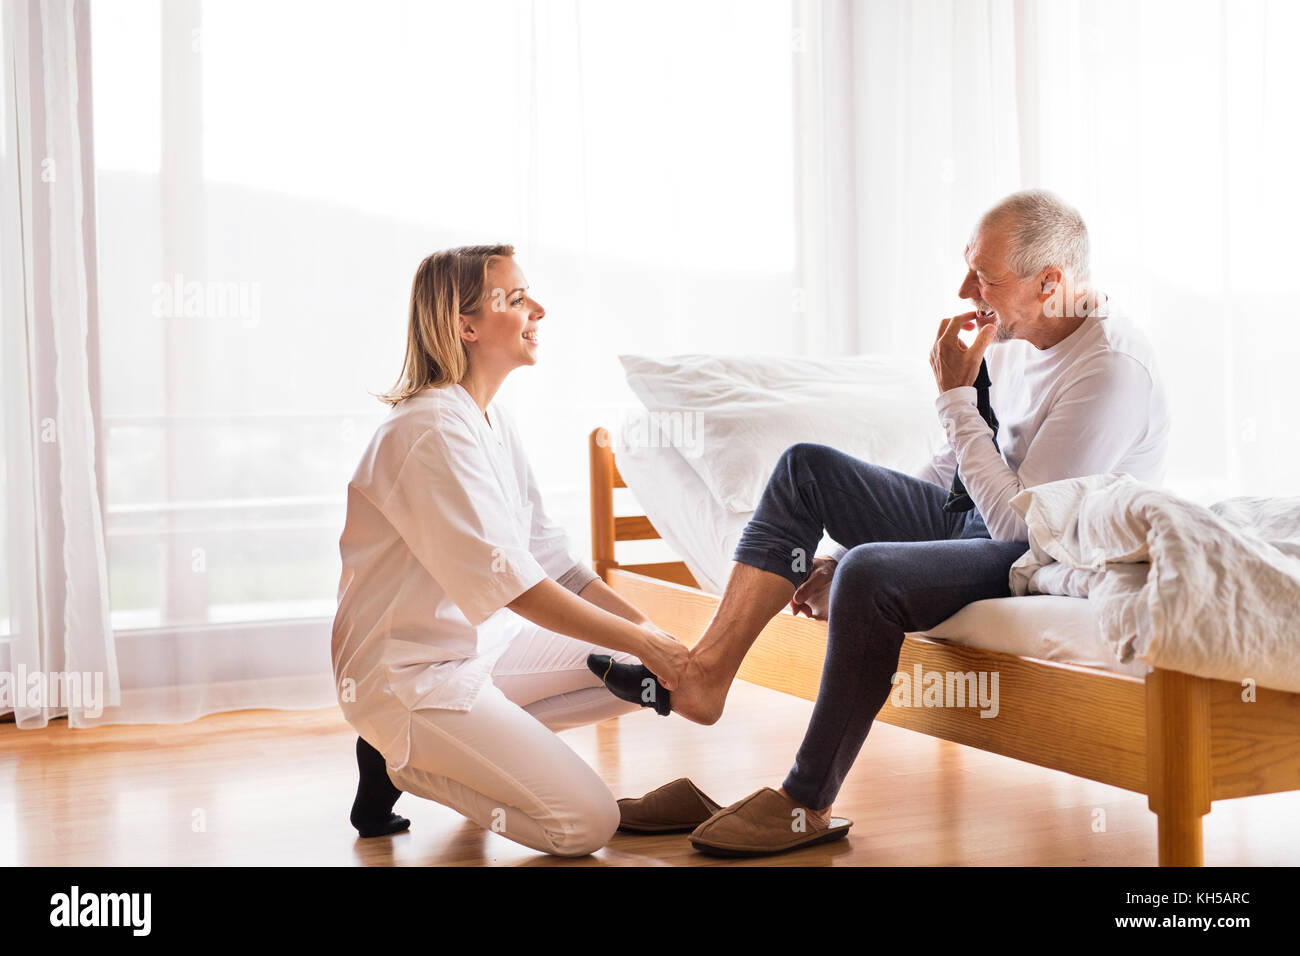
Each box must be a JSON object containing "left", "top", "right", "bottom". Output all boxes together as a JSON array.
[
  {"left": 506, "top": 578, "right": 653, "bottom": 657},
  {"left": 575, "top": 577, "right": 651, "bottom": 626}
]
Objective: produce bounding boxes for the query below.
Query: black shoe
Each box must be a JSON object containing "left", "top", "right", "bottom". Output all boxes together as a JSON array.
[{"left": 587, "top": 654, "right": 672, "bottom": 716}]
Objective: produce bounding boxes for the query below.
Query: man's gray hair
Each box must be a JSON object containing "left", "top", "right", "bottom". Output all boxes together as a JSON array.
[{"left": 978, "top": 189, "right": 1090, "bottom": 282}]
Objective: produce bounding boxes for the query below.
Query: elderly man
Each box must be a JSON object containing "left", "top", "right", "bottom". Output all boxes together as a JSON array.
[{"left": 592, "top": 189, "right": 1170, "bottom": 856}]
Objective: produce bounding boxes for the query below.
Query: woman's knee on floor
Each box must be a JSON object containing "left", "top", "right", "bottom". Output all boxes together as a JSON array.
[
  {"left": 390, "top": 762, "right": 620, "bottom": 858},
  {"left": 539, "top": 786, "right": 621, "bottom": 857}
]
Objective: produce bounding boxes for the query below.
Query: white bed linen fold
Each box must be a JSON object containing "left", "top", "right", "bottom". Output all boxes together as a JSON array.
[{"left": 1009, "top": 474, "right": 1300, "bottom": 692}]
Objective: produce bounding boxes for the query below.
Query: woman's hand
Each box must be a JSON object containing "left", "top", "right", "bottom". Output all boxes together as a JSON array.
[
  {"left": 636, "top": 622, "right": 690, "bottom": 691},
  {"left": 507, "top": 579, "right": 687, "bottom": 687},
  {"left": 790, "top": 556, "right": 837, "bottom": 620}
]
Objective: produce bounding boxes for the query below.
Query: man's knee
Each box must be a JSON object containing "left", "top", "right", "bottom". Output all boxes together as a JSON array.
[
  {"left": 831, "top": 543, "right": 921, "bottom": 624},
  {"left": 835, "top": 542, "right": 905, "bottom": 594},
  {"left": 777, "top": 441, "right": 837, "bottom": 477},
  {"left": 778, "top": 441, "right": 893, "bottom": 487}
]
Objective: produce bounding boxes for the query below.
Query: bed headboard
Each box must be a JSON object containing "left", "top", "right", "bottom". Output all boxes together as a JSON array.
[{"left": 589, "top": 427, "right": 699, "bottom": 588}]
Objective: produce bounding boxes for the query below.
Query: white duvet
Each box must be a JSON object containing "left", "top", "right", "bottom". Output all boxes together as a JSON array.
[{"left": 1008, "top": 473, "right": 1300, "bottom": 692}]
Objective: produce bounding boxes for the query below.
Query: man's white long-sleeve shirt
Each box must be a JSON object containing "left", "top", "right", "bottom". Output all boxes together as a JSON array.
[{"left": 830, "top": 305, "right": 1170, "bottom": 554}]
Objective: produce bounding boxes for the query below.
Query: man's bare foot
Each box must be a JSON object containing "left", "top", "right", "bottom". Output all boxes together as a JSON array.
[
  {"left": 660, "top": 652, "right": 734, "bottom": 726},
  {"left": 599, "top": 628, "right": 740, "bottom": 726},
  {"left": 777, "top": 787, "right": 833, "bottom": 828}
]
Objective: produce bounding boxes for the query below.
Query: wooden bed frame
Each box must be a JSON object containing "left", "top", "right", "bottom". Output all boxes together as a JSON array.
[{"left": 589, "top": 427, "right": 1300, "bottom": 866}]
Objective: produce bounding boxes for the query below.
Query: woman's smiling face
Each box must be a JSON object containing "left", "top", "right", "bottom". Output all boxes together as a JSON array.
[{"left": 460, "top": 256, "right": 546, "bottom": 372}]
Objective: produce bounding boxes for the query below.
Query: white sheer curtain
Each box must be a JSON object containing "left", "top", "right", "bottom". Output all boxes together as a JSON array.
[
  {"left": 793, "top": 0, "right": 1022, "bottom": 356},
  {"left": 10, "top": 0, "right": 1294, "bottom": 727},
  {"left": 1, "top": 0, "right": 120, "bottom": 728},
  {"left": 796, "top": 0, "right": 1300, "bottom": 502},
  {"left": 1012, "top": 0, "right": 1300, "bottom": 502},
  {"left": 78, "top": 0, "right": 795, "bottom": 723}
]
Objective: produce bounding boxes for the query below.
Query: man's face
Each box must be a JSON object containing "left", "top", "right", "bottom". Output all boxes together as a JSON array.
[{"left": 957, "top": 224, "right": 1044, "bottom": 344}]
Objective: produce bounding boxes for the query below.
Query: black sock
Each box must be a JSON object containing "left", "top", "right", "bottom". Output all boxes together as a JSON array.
[
  {"left": 349, "top": 736, "right": 411, "bottom": 838},
  {"left": 586, "top": 654, "right": 672, "bottom": 716}
]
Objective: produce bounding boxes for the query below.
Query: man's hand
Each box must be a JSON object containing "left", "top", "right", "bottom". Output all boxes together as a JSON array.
[
  {"left": 930, "top": 311, "right": 998, "bottom": 393},
  {"left": 790, "top": 556, "right": 837, "bottom": 620}
]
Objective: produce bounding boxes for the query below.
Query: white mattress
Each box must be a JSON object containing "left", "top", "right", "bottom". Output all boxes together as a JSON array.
[
  {"left": 918, "top": 595, "right": 1150, "bottom": 678},
  {"left": 614, "top": 430, "right": 1149, "bottom": 678}
]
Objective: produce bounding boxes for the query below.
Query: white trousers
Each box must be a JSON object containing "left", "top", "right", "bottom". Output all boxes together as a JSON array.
[{"left": 386, "top": 626, "right": 640, "bottom": 857}]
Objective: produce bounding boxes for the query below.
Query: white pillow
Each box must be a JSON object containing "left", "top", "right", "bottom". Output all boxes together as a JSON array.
[
  {"left": 619, "top": 353, "right": 947, "bottom": 513},
  {"left": 612, "top": 411, "right": 749, "bottom": 593},
  {"left": 613, "top": 409, "right": 849, "bottom": 592}
]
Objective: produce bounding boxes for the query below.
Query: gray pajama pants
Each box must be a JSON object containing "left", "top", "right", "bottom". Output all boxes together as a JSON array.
[{"left": 732, "top": 442, "right": 1029, "bottom": 809}]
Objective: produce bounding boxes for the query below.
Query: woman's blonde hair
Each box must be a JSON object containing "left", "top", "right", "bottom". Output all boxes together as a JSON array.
[{"left": 378, "top": 243, "right": 515, "bottom": 406}]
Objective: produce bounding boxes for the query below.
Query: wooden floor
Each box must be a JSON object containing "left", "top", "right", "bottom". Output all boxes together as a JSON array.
[{"left": 3, "top": 679, "right": 1298, "bottom": 866}]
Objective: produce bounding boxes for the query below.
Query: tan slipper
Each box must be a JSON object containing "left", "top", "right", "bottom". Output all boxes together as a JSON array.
[
  {"left": 689, "top": 787, "right": 852, "bottom": 857},
  {"left": 617, "top": 778, "right": 723, "bottom": 834}
]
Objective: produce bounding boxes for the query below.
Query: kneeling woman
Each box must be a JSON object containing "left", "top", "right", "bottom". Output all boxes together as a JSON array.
[{"left": 331, "top": 245, "right": 685, "bottom": 857}]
